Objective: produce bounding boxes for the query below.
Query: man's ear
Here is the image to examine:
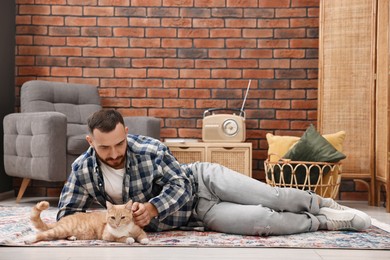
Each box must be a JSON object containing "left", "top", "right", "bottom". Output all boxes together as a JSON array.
[
  {"left": 86, "top": 135, "right": 93, "bottom": 146},
  {"left": 125, "top": 126, "right": 128, "bottom": 135}
]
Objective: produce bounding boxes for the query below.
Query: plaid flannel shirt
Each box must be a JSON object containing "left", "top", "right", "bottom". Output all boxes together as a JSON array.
[{"left": 57, "top": 134, "right": 200, "bottom": 231}]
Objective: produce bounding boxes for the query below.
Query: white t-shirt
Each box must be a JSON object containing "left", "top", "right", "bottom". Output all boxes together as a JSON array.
[{"left": 99, "top": 161, "right": 125, "bottom": 204}]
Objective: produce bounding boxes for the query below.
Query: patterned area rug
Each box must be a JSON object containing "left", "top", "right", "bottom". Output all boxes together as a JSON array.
[{"left": 0, "top": 205, "right": 390, "bottom": 249}]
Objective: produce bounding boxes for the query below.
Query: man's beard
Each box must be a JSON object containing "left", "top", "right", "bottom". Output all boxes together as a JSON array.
[{"left": 101, "top": 155, "right": 125, "bottom": 169}]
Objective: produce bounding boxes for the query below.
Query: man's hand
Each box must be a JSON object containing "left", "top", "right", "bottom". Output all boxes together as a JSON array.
[{"left": 132, "top": 202, "right": 158, "bottom": 227}]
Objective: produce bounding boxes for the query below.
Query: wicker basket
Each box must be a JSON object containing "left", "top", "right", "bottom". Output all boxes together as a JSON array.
[{"left": 264, "top": 157, "right": 342, "bottom": 199}]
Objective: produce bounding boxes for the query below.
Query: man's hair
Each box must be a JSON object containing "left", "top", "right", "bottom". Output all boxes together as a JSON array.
[{"left": 87, "top": 109, "right": 125, "bottom": 134}]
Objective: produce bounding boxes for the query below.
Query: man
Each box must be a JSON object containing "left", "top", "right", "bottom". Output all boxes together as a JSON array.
[{"left": 57, "top": 109, "right": 371, "bottom": 236}]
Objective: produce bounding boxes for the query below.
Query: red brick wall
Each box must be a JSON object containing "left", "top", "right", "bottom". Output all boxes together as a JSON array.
[{"left": 12, "top": 0, "right": 368, "bottom": 200}]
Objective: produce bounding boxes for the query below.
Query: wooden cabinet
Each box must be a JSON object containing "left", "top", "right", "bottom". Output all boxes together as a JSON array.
[
  {"left": 165, "top": 142, "right": 252, "bottom": 177},
  {"left": 318, "top": 0, "right": 390, "bottom": 211}
]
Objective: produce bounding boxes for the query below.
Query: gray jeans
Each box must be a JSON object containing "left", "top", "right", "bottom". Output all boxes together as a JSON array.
[{"left": 191, "top": 162, "right": 321, "bottom": 236}]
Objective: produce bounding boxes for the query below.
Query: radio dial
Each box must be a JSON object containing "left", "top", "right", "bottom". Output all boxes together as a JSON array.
[{"left": 222, "top": 119, "right": 239, "bottom": 136}]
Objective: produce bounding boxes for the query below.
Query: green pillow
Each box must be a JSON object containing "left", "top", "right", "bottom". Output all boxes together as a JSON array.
[
  {"left": 268, "top": 125, "right": 346, "bottom": 187},
  {"left": 283, "top": 124, "right": 346, "bottom": 162}
]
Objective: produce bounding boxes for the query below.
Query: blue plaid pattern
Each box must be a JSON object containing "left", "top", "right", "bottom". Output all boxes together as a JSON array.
[{"left": 57, "top": 135, "right": 200, "bottom": 231}]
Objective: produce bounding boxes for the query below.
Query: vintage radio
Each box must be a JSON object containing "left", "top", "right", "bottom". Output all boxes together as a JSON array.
[{"left": 202, "top": 80, "right": 252, "bottom": 143}]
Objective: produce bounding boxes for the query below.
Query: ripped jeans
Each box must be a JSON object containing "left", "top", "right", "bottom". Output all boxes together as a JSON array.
[{"left": 191, "top": 162, "right": 321, "bottom": 236}]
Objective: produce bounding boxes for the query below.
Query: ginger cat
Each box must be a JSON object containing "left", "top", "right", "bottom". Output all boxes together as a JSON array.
[{"left": 24, "top": 200, "right": 149, "bottom": 245}]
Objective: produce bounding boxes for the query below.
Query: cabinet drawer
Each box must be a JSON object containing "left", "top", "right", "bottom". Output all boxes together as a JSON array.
[
  {"left": 169, "top": 146, "right": 205, "bottom": 164},
  {"left": 208, "top": 147, "right": 251, "bottom": 177}
]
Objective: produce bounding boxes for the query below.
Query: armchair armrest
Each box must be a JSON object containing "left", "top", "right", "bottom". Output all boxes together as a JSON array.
[
  {"left": 3, "top": 112, "right": 67, "bottom": 181},
  {"left": 123, "top": 116, "right": 161, "bottom": 140}
]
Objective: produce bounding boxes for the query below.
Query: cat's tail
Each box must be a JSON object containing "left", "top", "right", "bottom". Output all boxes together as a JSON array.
[{"left": 30, "top": 201, "right": 55, "bottom": 231}]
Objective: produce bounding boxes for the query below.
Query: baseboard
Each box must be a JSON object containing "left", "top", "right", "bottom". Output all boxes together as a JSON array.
[{"left": 0, "top": 190, "right": 14, "bottom": 201}]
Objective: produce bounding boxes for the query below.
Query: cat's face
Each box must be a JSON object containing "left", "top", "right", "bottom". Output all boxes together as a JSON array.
[{"left": 106, "top": 201, "right": 134, "bottom": 228}]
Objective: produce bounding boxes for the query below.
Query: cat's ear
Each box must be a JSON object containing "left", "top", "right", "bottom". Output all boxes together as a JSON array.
[
  {"left": 125, "top": 200, "right": 133, "bottom": 210},
  {"left": 106, "top": 201, "right": 113, "bottom": 209}
]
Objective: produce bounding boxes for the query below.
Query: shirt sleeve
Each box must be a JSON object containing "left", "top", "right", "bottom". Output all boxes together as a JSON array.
[
  {"left": 148, "top": 144, "right": 193, "bottom": 221},
  {"left": 56, "top": 169, "right": 92, "bottom": 221}
]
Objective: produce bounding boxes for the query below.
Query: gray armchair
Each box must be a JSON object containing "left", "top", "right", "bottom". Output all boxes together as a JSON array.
[{"left": 3, "top": 80, "right": 160, "bottom": 202}]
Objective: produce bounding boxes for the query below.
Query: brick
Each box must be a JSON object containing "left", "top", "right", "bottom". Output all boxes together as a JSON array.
[
  {"left": 51, "top": 67, "right": 82, "bottom": 77},
  {"left": 242, "top": 49, "right": 272, "bottom": 58},
  {"left": 165, "top": 118, "right": 196, "bottom": 127},
  {"left": 243, "top": 69, "right": 274, "bottom": 79},
  {"left": 196, "top": 99, "right": 226, "bottom": 108},
  {"left": 99, "top": 0, "right": 130, "bottom": 6},
  {"left": 67, "top": 37, "right": 96, "bottom": 46},
  {"left": 149, "top": 69, "right": 178, "bottom": 78},
  {"left": 83, "top": 68, "right": 114, "bottom": 77},
  {"left": 178, "top": 29, "right": 208, "bottom": 38},
  {"left": 36, "top": 56, "right": 67, "bottom": 66},
  {"left": 212, "top": 89, "right": 242, "bottom": 99},
  {"left": 98, "top": 37, "right": 129, "bottom": 47},
  {"left": 291, "top": 100, "right": 317, "bottom": 109},
  {"left": 274, "top": 49, "right": 305, "bottom": 58},
  {"left": 227, "top": 0, "right": 257, "bottom": 7},
  {"left": 259, "top": 59, "right": 290, "bottom": 69},
  {"left": 193, "top": 18, "right": 224, "bottom": 28},
  {"left": 276, "top": 8, "right": 307, "bottom": 18},
  {"left": 213, "top": 8, "right": 243, "bottom": 17},
  {"left": 67, "top": 0, "right": 97, "bottom": 5},
  {"left": 52, "top": 6, "right": 83, "bottom": 15},
  {"left": 132, "top": 58, "right": 163, "bottom": 68},
  {"left": 164, "top": 0, "right": 193, "bottom": 7},
  {"left": 276, "top": 110, "right": 306, "bottom": 119},
  {"left": 178, "top": 128, "right": 201, "bottom": 138},
  {"left": 17, "top": 25, "right": 48, "bottom": 35},
  {"left": 130, "top": 38, "right": 160, "bottom": 48},
  {"left": 180, "top": 8, "right": 210, "bottom": 17},
  {"left": 65, "top": 17, "right": 97, "bottom": 26},
  {"left": 164, "top": 59, "right": 194, "bottom": 68},
  {"left": 178, "top": 49, "right": 207, "bottom": 58},
  {"left": 212, "top": 69, "right": 241, "bottom": 79},
  {"left": 83, "top": 48, "right": 113, "bottom": 57},
  {"left": 130, "top": 18, "right": 160, "bottom": 27},
  {"left": 210, "top": 29, "right": 241, "bottom": 38},
  {"left": 194, "top": 0, "right": 225, "bottom": 7},
  {"left": 180, "top": 89, "right": 210, "bottom": 98},
  {"left": 19, "top": 5, "right": 51, "bottom": 15},
  {"left": 118, "top": 108, "right": 148, "bottom": 116},
  {"left": 101, "top": 79, "right": 132, "bottom": 88},
  {"left": 162, "top": 39, "right": 192, "bottom": 48},
  {"left": 131, "top": 0, "right": 161, "bottom": 6},
  {"left": 291, "top": 79, "right": 317, "bottom": 89},
  {"left": 34, "top": 36, "right": 66, "bottom": 46},
  {"left": 32, "top": 16, "right": 64, "bottom": 26},
  {"left": 68, "top": 57, "right": 99, "bottom": 67},
  {"left": 101, "top": 98, "right": 130, "bottom": 107},
  {"left": 227, "top": 59, "right": 257, "bottom": 68},
  {"left": 291, "top": 59, "right": 318, "bottom": 68},
  {"left": 275, "top": 28, "right": 306, "bottom": 38},
  {"left": 82, "top": 27, "right": 112, "bottom": 37},
  {"left": 16, "top": 56, "right": 35, "bottom": 66},
  {"left": 290, "top": 39, "right": 318, "bottom": 48},
  {"left": 165, "top": 79, "right": 194, "bottom": 88},
  {"left": 147, "top": 49, "right": 176, "bottom": 58},
  {"left": 258, "top": 39, "right": 289, "bottom": 48},
  {"left": 226, "top": 19, "right": 257, "bottom": 28},
  {"left": 194, "top": 39, "right": 224, "bottom": 48},
  {"left": 242, "top": 29, "right": 273, "bottom": 38},
  {"left": 276, "top": 89, "right": 305, "bottom": 99},
  {"left": 195, "top": 79, "right": 225, "bottom": 88},
  {"left": 116, "top": 88, "right": 146, "bottom": 98},
  {"left": 18, "top": 46, "right": 49, "bottom": 55},
  {"left": 115, "top": 7, "right": 146, "bottom": 16},
  {"left": 146, "top": 28, "right": 176, "bottom": 37},
  {"left": 275, "top": 69, "right": 306, "bottom": 79},
  {"left": 162, "top": 18, "right": 192, "bottom": 27},
  {"left": 49, "top": 27, "right": 80, "bottom": 36},
  {"left": 132, "top": 99, "right": 163, "bottom": 107},
  {"left": 18, "top": 66, "right": 50, "bottom": 76},
  {"left": 148, "top": 89, "right": 178, "bottom": 98},
  {"left": 195, "top": 59, "right": 226, "bottom": 68},
  {"left": 209, "top": 49, "right": 240, "bottom": 58},
  {"left": 50, "top": 47, "right": 81, "bottom": 56},
  {"left": 16, "top": 15, "right": 32, "bottom": 25},
  {"left": 84, "top": 6, "right": 114, "bottom": 16},
  {"left": 98, "top": 17, "right": 128, "bottom": 26},
  {"left": 292, "top": 0, "right": 319, "bottom": 7},
  {"left": 258, "top": 0, "right": 290, "bottom": 8},
  {"left": 258, "top": 19, "right": 289, "bottom": 28},
  {"left": 115, "top": 68, "right": 147, "bottom": 78},
  {"left": 181, "top": 69, "right": 210, "bottom": 78},
  {"left": 115, "top": 48, "right": 145, "bottom": 57},
  {"left": 226, "top": 39, "right": 257, "bottom": 48},
  {"left": 133, "top": 79, "right": 162, "bottom": 88},
  {"left": 260, "top": 120, "right": 290, "bottom": 129},
  {"left": 100, "top": 58, "right": 131, "bottom": 67},
  {"left": 291, "top": 18, "right": 319, "bottom": 28},
  {"left": 98, "top": 88, "right": 116, "bottom": 97},
  {"left": 149, "top": 108, "right": 179, "bottom": 118}
]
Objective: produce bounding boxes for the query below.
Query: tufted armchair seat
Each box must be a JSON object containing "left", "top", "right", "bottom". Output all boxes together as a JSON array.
[{"left": 3, "top": 80, "right": 161, "bottom": 202}]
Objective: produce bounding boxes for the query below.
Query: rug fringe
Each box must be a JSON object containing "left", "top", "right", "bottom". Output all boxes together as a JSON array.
[{"left": 372, "top": 218, "right": 390, "bottom": 233}]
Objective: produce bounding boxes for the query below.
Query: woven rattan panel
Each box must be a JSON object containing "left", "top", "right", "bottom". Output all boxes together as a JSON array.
[
  {"left": 172, "top": 151, "right": 203, "bottom": 164},
  {"left": 210, "top": 151, "right": 246, "bottom": 174},
  {"left": 318, "top": 0, "right": 375, "bottom": 179}
]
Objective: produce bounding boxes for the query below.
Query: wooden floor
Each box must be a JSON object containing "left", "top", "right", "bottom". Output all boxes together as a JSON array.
[{"left": 1, "top": 198, "right": 390, "bottom": 260}]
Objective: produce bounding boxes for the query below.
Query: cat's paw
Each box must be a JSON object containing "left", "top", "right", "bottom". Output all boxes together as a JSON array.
[
  {"left": 23, "top": 235, "right": 37, "bottom": 245},
  {"left": 67, "top": 236, "right": 77, "bottom": 241},
  {"left": 36, "top": 201, "right": 49, "bottom": 211},
  {"left": 139, "top": 238, "right": 149, "bottom": 245},
  {"left": 125, "top": 237, "right": 135, "bottom": 245}
]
